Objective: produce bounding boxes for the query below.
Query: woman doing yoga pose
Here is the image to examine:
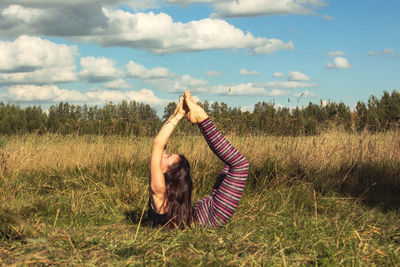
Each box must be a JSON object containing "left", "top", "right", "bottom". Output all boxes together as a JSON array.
[{"left": 149, "top": 91, "right": 249, "bottom": 228}]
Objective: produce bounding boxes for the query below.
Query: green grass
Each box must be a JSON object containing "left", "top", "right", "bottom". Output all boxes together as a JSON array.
[{"left": 0, "top": 134, "right": 399, "bottom": 265}]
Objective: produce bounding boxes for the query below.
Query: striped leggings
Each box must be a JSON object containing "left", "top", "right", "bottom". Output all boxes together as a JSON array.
[{"left": 193, "top": 118, "right": 249, "bottom": 227}]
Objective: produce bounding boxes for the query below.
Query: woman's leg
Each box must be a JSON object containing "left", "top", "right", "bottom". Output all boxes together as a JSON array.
[{"left": 193, "top": 118, "right": 249, "bottom": 227}]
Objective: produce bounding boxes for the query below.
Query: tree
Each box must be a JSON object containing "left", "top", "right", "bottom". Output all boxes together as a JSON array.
[
  {"left": 292, "top": 107, "right": 305, "bottom": 136},
  {"left": 211, "top": 102, "right": 220, "bottom": 117},
  {"left": 367, "top": 95, "right": 380, "bottom": 132},
  {"left": 163, "top": 102, "right": 177, "bottom": 121},
  {"left": 355, "top": 101, "right": 368, "bottom": 132},
  {"left": 47, "top": 105, "right": 60, "bottom": 133},
  {"left": 378, "top": 90, "right": 400, "bottom": 129}
]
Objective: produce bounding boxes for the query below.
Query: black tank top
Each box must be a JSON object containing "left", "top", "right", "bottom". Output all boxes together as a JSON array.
[{"left": 148, "top": 200, "right": 168, "bottom": 226}]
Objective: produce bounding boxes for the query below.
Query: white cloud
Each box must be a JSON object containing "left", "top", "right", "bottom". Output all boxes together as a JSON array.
[
  {"left": 126, "top": 62, "right": 211, "bottom": 93},
  {"left": 0, "top": 3, "right": 294, "bottom": 55},
  {"left": 252, "top": 39, "right": 294, "bottom": 54},
  {"left": 263, "top": 81, "right": 317, "bottom": 89},
  {"left": 1, "top": 5, "right": 46, "bottom": 25},
  {"left": 7, "top": 84, "right": 87, "bottom": 102},
  {"left": 86, "top": 88, "right": 168, "bottom": 106},
  {"left": 327, "top": 50, "right": 345, "bottom": 57},
  {"left": 215, "top": 83, "right": 266, "bottom": 95},
  {"left": 289, "top": 71, "right": 311, "bottom": 81},
  {"left": 148, "top": 74, "right": 209, "bottom": 93},
  {"left": 206, "top": 70, "right": 223, "bottom": 77},
  {"left": 5, "top": 84, "right": 169, "bottom": 106},
  {"left": 207, "top": 83, "right": 303, "bottom": 97},
  {"left": 0, "top": 69, "right": 78, "bottom": 86},
  {"left": 143, "top": 68, "right": 317, "bottom": 96},
  {"left": 239, "top": 68, "right": 260, "bottom": 76},
  {"left": 0, "top": 35, "right": 78, "bottom": 72},
  {"left": 266, "top": 89, "right": 290, "bottom": 96},
  {"left": 79, "top": 57, "right": 123, "bottom": 83},
  {"left": 147, "top": 72, "right": 318, "bottom": 96},
  {"left": 382, "top": 48, "right": 394, "bottom": 54},
  {"left": 0, "top": 3, "right": 108, "bottom": 38},
  {"left": 87, "top": 9, "right": 294, "bottom": 54},
  {"left": 164, "top": 0, "right": 326, "bottom": 17},
  {"left": 165, "top": 73, "right": 318, "bottom": 96},
  {"left": 175, "top": 74, "right": 209, "bottom": 92},
  {"left": 367, "top": 48, "right": 398, "bottom": 59},
  {"left": 325, "top": 57, "right": 353, "bottom": 69},
  {"left": 273, "top": 72, "right": 284, "bottom": 78},
  {"left": 126, "top": 61, "right": 171, "bottom": 79},
  {"left": 211, "top": 0, "right": 326, "bottom": 17},
  {"left": 0, "top": 35, "right": 78, "bottom": 85},
  {"left": 105, "top": 79, "right": 132, "bottom": 90}
]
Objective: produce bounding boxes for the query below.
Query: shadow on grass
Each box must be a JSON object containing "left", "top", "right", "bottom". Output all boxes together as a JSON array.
[
  {"left": 124, "top": 209, "right": 152, "bottom": 227},
  {"left": 250, "top": 159, "right": 400, "bottom": 211},
  {"left": 337, "top": 161, "right": 400, "bottom": 211},
  {"left": 0, "top": 208, "right": 38, "bottom": 241}
]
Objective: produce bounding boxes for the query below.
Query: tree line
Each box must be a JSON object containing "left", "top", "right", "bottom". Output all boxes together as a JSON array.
[{"left": 0, "top": 90, "right": 399, "bottom": 136}]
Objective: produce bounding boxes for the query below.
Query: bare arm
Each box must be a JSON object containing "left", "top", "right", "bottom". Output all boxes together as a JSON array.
[{"left": 150, "top": 97, "right": 186, "bottom": 212}]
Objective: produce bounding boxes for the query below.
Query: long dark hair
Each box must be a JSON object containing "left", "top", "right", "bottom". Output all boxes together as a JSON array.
[{"left": 163, "top": 155, "right": 193, "bottom": 229}]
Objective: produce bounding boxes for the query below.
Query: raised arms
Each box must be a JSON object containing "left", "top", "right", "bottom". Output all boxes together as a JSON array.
[{"left": 150, "top": 97, "right": 186, "bottom": 213}]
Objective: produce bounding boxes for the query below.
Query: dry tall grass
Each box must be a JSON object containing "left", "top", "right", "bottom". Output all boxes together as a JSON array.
[
  {"left": 1, "top": 131, "right": 399, "bottom": 201},
  {"left": 1, "top": 130, "right": 399, "bottom": 174},
  {"left": 0, "top": 131, "right": 399, "bottom": 265}
]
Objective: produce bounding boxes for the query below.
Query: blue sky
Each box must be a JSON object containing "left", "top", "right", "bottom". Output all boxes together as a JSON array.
[{"left": 0, "top": 0, "right": 399, "bottom": 114}]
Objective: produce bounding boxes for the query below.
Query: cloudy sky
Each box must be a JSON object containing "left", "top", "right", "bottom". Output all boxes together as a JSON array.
[{"left": 0, "top": 0, "right": 399, "bottom": 114}]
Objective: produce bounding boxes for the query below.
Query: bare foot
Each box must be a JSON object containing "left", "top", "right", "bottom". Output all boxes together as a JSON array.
[{"left": 184, "top": 91, "right": 208, "bottom": 124}]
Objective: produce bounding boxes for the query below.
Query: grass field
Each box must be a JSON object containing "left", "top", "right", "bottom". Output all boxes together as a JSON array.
[{"left": 0, "top": 131, "right": 399, "bottom": 265}]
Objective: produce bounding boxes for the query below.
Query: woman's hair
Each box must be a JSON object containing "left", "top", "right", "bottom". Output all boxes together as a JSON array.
[{"left": 163, "top": 155, "right": 193, "bottom": 229}]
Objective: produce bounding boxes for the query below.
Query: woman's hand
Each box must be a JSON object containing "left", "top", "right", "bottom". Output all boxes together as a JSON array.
[
  {"left": 184, "top": 91, "right": 208, "bottom": 124},
  {"left": 169, "top": 96, "right": 187, "bottom": 124}
]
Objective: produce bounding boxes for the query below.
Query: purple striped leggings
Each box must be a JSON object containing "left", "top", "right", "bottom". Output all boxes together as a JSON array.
[{"left": 193, "top": 118, "right": 249, "bottom": 227}]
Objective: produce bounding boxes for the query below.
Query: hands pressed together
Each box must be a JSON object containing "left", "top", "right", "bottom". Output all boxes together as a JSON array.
[{"left": 167, "top": 91, "right": 208, "bottom": 126}]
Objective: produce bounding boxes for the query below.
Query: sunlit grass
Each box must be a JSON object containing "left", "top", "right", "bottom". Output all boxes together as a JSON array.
[{"left": 0, "top": 132, "right": 399, "bottom": 265}]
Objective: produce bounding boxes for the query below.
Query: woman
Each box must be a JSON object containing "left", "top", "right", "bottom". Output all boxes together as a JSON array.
[{"left": 149, "top": 91, "right": 249, "bottom": 228}]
